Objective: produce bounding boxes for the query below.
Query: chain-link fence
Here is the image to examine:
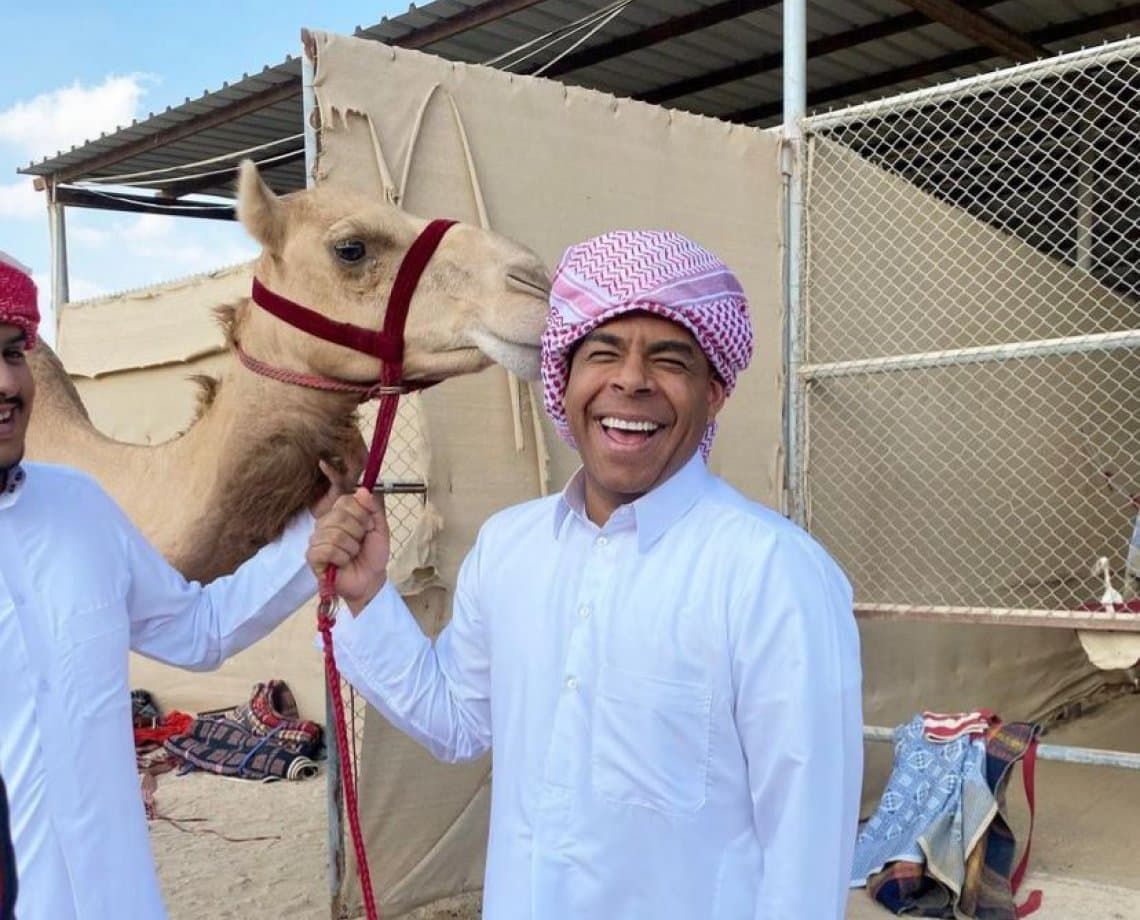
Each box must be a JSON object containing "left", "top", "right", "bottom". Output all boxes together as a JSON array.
[
  {"left": 337, "top": 395, "right": 429, "bottom": 787},
  {"left": 796, "top": 38, "right": 1140, "bottom": 622}
]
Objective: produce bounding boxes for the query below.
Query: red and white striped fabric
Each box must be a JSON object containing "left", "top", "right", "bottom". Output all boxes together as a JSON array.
[
  {"left": 921, "top": 709, "right": 997, "bottom": 743},
  {"left": 0, "top": 251, "right": 38, "bottom": 348},
  {"left": 541, "top": 230, "right": 753, "bottom": 459}
]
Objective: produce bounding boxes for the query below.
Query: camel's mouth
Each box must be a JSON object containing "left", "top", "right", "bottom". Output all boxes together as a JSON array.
[
  {"left": 402, "top": 339, "right": 540, "bottom": 385},
  {"left": 468, "top": 330, "right": 542, "bottom": 380},
  {"left": 506, "top": 270, "right": 551, "bottom": 301}
]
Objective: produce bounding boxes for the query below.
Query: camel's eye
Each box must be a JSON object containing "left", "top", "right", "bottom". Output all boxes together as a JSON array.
[{"left": 334, "top": 239, "right": 367, "bottom": 263}]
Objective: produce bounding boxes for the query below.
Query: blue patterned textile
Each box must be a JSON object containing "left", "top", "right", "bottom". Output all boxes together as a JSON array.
[{"left": 851, "top": 714, "right": 987, "bottom": 886}]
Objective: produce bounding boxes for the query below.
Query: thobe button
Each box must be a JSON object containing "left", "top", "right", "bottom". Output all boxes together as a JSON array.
[
  {"left": 578, "top": 604, "right": 591, "bottom": 619},
  {"left": 596, "top": 536, "right": 609, "bottom": 547},
  {"left": 565, "top": 676, "right": 579, "bottom": 690}
]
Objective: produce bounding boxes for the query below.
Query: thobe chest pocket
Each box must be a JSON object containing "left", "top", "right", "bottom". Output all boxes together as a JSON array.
[
  {"left": 592, "top": 664, "right": 711, "bottom": 815},
  {"left": 57, "top": 599, "right": 130, "bottom": 721}
]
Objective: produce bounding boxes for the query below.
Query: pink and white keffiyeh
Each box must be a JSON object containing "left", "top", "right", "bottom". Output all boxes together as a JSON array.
[
  {"left": 541, "top": 230, "right": 753, "bottom": 457},
  {"left": 0, "top": 251, "right": 39, "bottom": 348}
]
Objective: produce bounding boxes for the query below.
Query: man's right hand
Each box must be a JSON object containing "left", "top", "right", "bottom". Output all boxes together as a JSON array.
[{"left": 306, "top": 488, "right": 390, "bottom": 615}]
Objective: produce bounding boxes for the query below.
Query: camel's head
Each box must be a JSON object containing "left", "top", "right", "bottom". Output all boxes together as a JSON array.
[{"left": 235, "top": 160, "right": 550, "bottom": 385}]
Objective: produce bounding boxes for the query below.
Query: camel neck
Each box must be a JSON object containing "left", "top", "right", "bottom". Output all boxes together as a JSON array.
[{"left": 154, "top": 362, "right": 360, "bottom": 580}]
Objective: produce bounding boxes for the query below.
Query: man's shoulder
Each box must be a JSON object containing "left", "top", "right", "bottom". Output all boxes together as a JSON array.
[
  {"left": 23, "top": 462, "right": 118, "bottom": 511},
  {"left": 697, "top": 475, "right": 802, "bottom": 538},
  {"left": 695, "top": 474, "right": 845, "bottom": 575},
  {"left": 692, "top": 476, "right": 854, "bottom": 626},
  {"left": 480, "top": 493, "right": 562, "bottom": 540},
  {"left": 24, "top": 461, "right": 104, "bottom": 493}
]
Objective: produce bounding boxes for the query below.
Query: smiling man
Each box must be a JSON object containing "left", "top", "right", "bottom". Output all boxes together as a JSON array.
[{"left": 309, "top": 230, "right": 863, "bottom": 919}]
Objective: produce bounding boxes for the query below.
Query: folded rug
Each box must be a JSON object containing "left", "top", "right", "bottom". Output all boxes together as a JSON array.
[{"left": 163, "top": 680, "right": 322, "bottom": 782}]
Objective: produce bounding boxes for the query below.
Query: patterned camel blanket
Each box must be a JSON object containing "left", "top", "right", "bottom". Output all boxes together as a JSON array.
[{"left": 163, "top": 680, "right": 322, "bottom": 782}]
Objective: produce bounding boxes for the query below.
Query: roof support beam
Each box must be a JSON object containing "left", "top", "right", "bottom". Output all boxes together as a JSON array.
[
  {"left": 52, "top": 186, "right": 236, "bottom": 221},
  {"left": 637, "top": 0, "right": 1004, "bottom": 105},
  {"left": 529, "top": 0, "right": 781, "bottom": 78},
  {"left": 893, "top": 0, "right": 1044, "bottom": 62},
  {"left": 724, "top": 4, "right": 1140, "bottom": 124}
]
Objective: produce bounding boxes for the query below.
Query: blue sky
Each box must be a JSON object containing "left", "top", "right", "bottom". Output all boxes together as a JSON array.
[{"left": 0, "top": 1, "right": 408, "bottom": 344}]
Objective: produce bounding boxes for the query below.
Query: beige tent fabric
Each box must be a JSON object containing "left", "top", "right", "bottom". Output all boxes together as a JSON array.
[
  {"left": 58, "top": 264, "right": 247, "bottom": 378},
  {"left": 310, "top": 31, "right": 785, "bottom": 505},
  {"left": 309, "top": 31, "right": 784, "bottom": 915}
]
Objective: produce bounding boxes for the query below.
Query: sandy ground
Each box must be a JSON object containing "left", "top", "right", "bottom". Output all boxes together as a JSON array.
[
  {"left": 150, "top": 763, "right": 1140, "bottom": 920},
  {"left": 149, "top": 770, "right": 481, "bottom": 920}
]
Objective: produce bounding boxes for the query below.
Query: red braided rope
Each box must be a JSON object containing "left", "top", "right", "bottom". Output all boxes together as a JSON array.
[
  {"left": 317, "top": 393, "right": 402, "bottom": 920},
  {"left": 235, "top": 345, "right": 403, "bottom": 401},
  {"left": 245, "top": 219, "right": 456, "bottom": 920},
  {"left": 299, "top": 219, "right": 456, "bottom": 920},
  {"left": 317, "top": 388, "right": 402, "bottom": 920},
  {"left": 318, "top": 580, "right": 379, "bottom": 920}
]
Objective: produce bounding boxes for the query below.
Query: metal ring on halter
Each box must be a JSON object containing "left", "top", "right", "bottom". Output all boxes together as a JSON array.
[
  {"left": 235, "top": 346, "right": 411, "bottom": 400},
  {"left": 363, "top": 384, "right": 408, "bottom": 397}
]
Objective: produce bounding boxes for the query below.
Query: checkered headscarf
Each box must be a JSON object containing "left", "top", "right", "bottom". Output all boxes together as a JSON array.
[
  {"left": 541, "top": 230, "right": 753, "bottom": 458},
  {"left": 0, "top": 251, "right": 38, "bottom": 348}
]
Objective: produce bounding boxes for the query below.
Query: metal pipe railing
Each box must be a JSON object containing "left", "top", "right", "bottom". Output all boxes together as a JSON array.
[
  {"left": 798, "top": 329, "right": 1140, "bottom": 381},
  {"left": 864, "top": 725, "right": 1140, "bottom": 770},
  {"left": 855, "top": 603, "right": 1140, "bottom": 632}
]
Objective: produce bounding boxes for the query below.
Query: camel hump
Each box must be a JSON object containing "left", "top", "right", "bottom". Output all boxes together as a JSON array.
[{"left": 27, "top": 341, "right": 97, "bottom": 433}]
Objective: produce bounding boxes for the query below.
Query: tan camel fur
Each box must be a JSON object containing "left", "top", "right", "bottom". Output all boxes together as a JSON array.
[{"left": 26, "top": 160, "right": 550, "bottom": 582}]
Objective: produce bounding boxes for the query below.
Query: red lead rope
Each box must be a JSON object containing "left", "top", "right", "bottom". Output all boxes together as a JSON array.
[
  {"left": 317, "top": 578, "right": 378, "bottom": 919},
  {"left": 251, "top": 218, "right": 457, "bottom": 920},
  {"left": 315, "top": 384, "right": 404, "bottom": 920}
]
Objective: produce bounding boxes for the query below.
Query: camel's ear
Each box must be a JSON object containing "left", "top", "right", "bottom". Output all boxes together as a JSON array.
[{"left": 237, "top": 160, "right": 284, "bottom": 252}]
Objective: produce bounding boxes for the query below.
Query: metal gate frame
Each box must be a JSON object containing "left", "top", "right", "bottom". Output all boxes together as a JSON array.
[{"left": 781, "top": 27, "right": 1140, "bottom": 771}]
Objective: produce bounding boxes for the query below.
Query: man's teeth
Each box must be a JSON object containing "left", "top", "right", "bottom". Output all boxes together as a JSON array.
[
  {"left": 0, "top": 408, "right": 13, "bottom": 423},
  {"left": 600, "top": 417, "right": 660, "bottom": 432}
]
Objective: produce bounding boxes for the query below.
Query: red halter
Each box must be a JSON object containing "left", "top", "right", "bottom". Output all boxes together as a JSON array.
[
  {"left": 247, "top": 217, "right": 457, "bottom": 920},
  {"left": 247, "top": 217, "right": 455, "bottom": 489}
]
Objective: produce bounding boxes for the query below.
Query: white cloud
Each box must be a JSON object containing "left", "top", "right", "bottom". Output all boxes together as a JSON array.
[
  {"left": 0, "top": 180, "right": 44, "bottom": 219},
  {"left": 61, "top": 212, "right": 257, "bottom": 293},
  {"left": 68, "top": 278, "right": 109, "bottom": 302},
  {"left": 0, "top": 74, "right": 151, "bottom": 160},
  {"left": 69, "top": 223, "right": 110, "bottom": 246},
  {"left": 0, "top": 74, "right": 262, "bottom": 306},
  {"left": 121, "top": 213, "right": 172, "bottom": 244},
  {"left": 107, "top": 215, "right": 257, "bottom": 274}
]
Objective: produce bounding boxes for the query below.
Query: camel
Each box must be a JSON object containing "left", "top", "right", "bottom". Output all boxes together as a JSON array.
[{"left": 26, "top": 160, "right": 551, "bottom": 582}]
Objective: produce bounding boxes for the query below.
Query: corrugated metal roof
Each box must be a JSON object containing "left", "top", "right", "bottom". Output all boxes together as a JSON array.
[
  {"left": 17, "top": 0, "right": 1138, "bottom": 203},
  {"left": 23, "top": 59, "right": 302, "bottom": 191}
]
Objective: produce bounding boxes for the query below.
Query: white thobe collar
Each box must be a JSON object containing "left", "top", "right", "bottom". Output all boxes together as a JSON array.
[
  {"left": 0, "top": 464, "right": 26, "bottom": 510},
  {"left": 553, "top": 451, "right": 711, "bottom": 552}
]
